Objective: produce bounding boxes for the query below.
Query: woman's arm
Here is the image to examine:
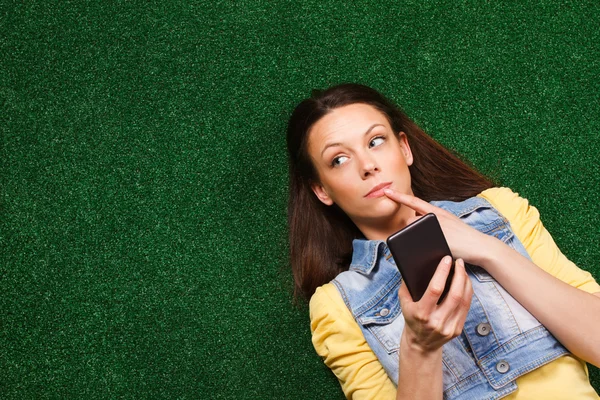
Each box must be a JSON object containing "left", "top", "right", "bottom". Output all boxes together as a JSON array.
[
  {"left": 396, "top": 257, "right": 473, "bottom": 400},
  {"left": 310, "top": 284, "right": 398, "bottom": 399},
  {"left": 383, "top": 188, "right": 600, "bottom": 367},
  {"left": 476, "top": 235, "right": 600, "bottom": 367},
  {"left": 480, "top": 187, "right": 600, "bottom": 295},
  {"left": 396, "top": 335, "right": 443, "bottom": 400}
]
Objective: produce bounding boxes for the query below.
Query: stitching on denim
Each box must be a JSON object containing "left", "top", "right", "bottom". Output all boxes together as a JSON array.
[
  {"left": 367, "top": 241, "right": 377, "bottom": 271},
  {"left": 478, "top": 325, "right": 564, "bottom": 365},
  {"left": 361, "top": 276, "right": 399, "bottom": 314},
  {"left": 442, "top": 356, "right": 460, "bottom": 381},
  {"left": 454, "top": 199, "right": 492, "bottom": 218},
  {"left": 461, "top": 291, "right": 501, "bottom": 367},
  {"left": 443, "top": 369, "right": 518, "bottom": 399},
  {"left": 442, "top": 346, "right": 464, "bottom": 381},
  {"left": 350, "top": 240, "right": 385, "bottom": 274},
  {"left": 485, "top": 224, "right": 513, "bottom": 244},
  {"left": 366, "top": 241, "right": 385, "bottom": 274},
  {"left": 443, "top": 370, "right": 484, "bottom": 397},
  {"left": 335, "top": 276, "right": 402, "bottom": 354},
  {"left": 354, "top": 273, "right": 401, "bottom": 319},
  {"left": 471, "top": 290, "right": 500, "bottom": 347},
  {"left": 483, "top": 345, "right": 568, "bottom": 388},
  {"left": 331, "top": 279, "right": 352, "bottom": 311},
  {"left": 367, "top": 324, "right": 400, "bottom": 354}
]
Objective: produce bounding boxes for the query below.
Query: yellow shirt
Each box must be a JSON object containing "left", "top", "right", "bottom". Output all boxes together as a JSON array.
[{"left": 310, "top": 187, "right": 600, "bottom": 399}]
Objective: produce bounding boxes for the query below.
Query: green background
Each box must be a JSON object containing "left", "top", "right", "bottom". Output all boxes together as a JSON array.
[{"left": 2, "top": 1, "right": 599, "bottom": 398}]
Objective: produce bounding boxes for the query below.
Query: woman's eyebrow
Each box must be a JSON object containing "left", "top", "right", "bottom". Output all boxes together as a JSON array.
[{"left": 320, "top": 124, "right": 385, "bottom": 157}]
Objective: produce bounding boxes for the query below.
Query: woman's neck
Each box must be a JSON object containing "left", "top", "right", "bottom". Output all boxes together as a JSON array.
[{"left": 357, "top": 206, "right": 417, "bottom": 241}]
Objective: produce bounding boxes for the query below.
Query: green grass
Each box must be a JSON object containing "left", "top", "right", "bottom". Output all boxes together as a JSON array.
[{"left": 2, "top": 1, "right": 599, "bottom": 398}]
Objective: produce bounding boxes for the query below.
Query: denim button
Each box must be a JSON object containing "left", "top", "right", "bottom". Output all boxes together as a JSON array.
[
  {"left": 476, "top": 323, "right": 491, "bottom": 336},
  {"left": 379, "top": 308, "right": 390, "bottom": 317},
  {"left": 496, "top": 361, "right": 510, "bottom": 374}
]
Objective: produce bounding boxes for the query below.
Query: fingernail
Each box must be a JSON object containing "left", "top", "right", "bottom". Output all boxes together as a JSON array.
[
  {"left": 384, "top": 188, "right": 392, "bottom": 194},
  {"left": 444, "top": 256, "right": 452, "bottom": 265}
]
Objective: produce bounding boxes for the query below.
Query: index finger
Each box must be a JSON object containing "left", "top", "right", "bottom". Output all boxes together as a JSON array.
[
  {"left": 418, "top": 255, "right": 453, "bottom": 312},
  {"left": 383, "top": 189, "right": 437, "bottom": 215}
]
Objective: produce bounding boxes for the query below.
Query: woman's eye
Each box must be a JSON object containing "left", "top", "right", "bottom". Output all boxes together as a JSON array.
[
  {"left": 332, "top": 155, "right": 349, "bottom": 167},
  {"left": 369, "top": 137, "right": 385, "bottom": 148}
]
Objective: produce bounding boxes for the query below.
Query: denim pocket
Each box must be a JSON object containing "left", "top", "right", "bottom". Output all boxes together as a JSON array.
[{"left": 355, "top": 284, "right": 404, "bottom": 353}]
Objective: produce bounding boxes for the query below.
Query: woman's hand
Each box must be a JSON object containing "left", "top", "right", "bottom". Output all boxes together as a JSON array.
[
  {"left": 384, "top": 189, "right": 497, "bottom": 266},
  {"left": 386, "top": 189, "right": 600, "bottom": 367},
  {"left": 396, "top": 256, "right": 473, "bottom": 400},
  {"left": 400, "top": 256, "right": 473, "bottom": 353}
]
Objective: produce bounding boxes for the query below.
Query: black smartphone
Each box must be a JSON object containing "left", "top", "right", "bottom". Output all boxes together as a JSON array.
[{"left": 386, "top": 213, "right": 454, "bottom": 303}]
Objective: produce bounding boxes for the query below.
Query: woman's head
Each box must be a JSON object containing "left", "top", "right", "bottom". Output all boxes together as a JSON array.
[
  {"left": 306, "top": 103, "right": 415, "bottom": 239},
  {"left": 286, "top": 83, "right": 494, "bottom": 299},
  {"left": 287, "top": 84, "right": 411, "bottom": 192}
]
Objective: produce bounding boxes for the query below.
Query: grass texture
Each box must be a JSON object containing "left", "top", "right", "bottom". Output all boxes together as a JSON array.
[{"left": 1, "top": 1, "right": 599, "bottom": 398}]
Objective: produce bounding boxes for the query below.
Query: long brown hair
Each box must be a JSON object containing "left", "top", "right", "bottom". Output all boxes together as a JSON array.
[{"left": 286, "top": 84, "right": 494, "bottom": 299}]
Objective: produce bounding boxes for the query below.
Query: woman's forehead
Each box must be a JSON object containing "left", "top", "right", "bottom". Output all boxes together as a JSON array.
[{"left": 309, "top": 104, "right": 391, "bottom": 144}]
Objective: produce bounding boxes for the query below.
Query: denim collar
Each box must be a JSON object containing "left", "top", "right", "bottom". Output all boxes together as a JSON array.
[{"left": 349, "top": 239, "right": 386, "bottom": 275}]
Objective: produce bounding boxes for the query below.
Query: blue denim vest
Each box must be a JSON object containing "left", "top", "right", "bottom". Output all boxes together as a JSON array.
[{"left": 332, "top": 196, "right": 569, "bottom": 400}]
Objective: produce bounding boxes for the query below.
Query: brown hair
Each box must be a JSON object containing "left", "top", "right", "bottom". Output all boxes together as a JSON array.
[{"left": 286, "top": 83, "right": 494, "bottom": 299}]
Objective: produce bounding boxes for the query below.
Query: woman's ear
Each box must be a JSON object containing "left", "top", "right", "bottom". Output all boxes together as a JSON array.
[
  {"left": 398, "top": 132, "right": 414, "bottom": 166},
  {"left": 311, "top": 182, "right": 334, "bottom": 206}
]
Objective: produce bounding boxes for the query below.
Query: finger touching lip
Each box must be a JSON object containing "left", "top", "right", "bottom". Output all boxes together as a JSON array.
[
  {"left": 383, "top": 187, "right": 400, "bottom": 198},
  {"left": 382, "top": 188, "right": 409, "bottom": 203},
  {"left": 365, "top": 182, "right": 392, "bottom": 198}
]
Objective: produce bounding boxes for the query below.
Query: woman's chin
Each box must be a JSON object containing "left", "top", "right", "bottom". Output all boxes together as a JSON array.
[{"left": 366, "top": 199, "right": 403, "bottom": 219}]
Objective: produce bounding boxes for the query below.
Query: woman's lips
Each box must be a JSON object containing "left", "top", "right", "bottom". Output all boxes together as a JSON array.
[{"left": 365, "top": 182, "right": 392, "bottom": 198}]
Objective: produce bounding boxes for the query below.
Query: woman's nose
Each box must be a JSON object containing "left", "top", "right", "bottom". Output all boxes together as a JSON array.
[{"left": 360, "top": 155, "right": 379, "bottom": 178}]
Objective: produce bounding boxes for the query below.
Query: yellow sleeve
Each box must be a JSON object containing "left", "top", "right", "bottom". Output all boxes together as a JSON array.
[
  {"left": 479, "top": 187, "right": 600, "bottom": 294},
  {"left": 309, "top": 283, "right": 397, "bottom": 400}
]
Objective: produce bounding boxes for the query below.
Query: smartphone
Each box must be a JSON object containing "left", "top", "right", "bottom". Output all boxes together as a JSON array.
[{"left": 386, "top": 213, "right": 454, "bottom": 303}]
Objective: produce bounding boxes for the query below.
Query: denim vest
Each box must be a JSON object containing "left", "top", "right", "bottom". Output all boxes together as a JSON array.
[{"left": 332, "top": 196, "right": 568, "bottom": 400}]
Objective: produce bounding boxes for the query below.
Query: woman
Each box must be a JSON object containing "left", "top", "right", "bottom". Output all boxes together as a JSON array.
[{"left": 286, "top": 83, "right": 600, "bottom": 399}]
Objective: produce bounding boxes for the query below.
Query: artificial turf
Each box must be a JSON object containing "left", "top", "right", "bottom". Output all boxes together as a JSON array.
[{"left": 2, "top": 1, "right": 599, "bottom": 398}]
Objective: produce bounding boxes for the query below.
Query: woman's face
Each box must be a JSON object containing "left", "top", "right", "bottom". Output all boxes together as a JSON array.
[{"left": 307, "top": 103, "right": 414, "bottom": 229}]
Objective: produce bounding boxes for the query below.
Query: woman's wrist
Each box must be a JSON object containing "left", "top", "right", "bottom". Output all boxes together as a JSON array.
[
  {"left": 400, "top": 328, "right": 443, "bottom": 359},
  {"left": 398, "top": 330, "right": 444, "bottom": 400},
  {"left": 469, "top": 233, "right": 506, "bottom": 269}
]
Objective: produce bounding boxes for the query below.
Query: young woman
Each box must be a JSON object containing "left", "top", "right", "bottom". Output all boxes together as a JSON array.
[{"left": 286, "top": 84, "right": 600, "bottom": 399}]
